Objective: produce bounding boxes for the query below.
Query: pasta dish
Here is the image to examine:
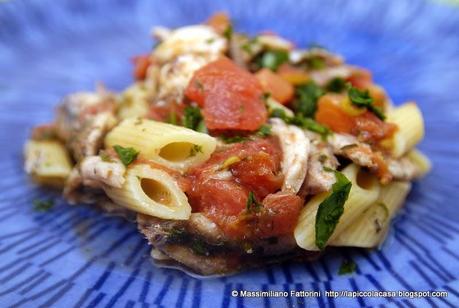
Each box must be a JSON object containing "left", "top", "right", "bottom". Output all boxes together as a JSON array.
[{"left": 24, "top": 13, "right": 431, "bottom": 275}]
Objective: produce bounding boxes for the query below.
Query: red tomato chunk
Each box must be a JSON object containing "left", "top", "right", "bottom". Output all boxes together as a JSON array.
[
  {"left": 185, "top": 57, "right": 268, "bottom": 131},
  {"left": 187, "top": 138, "right": 301, "bottom": 240}
]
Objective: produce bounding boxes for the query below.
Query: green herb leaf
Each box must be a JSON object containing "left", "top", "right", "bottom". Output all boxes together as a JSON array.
[
  {"left": 259, "top": 49, "right": 289, "bottom": 71},
  {"left": 306, "top": 55, "right": 326, "bottom": 70},
  {"left": 241, "top": 37, "right": 259, "bottom": 55},
  {"left": 269, "top": 108, "right": 330, "bottom": 139},
  {"left": 270, "top": 108, "right": 290, "bottom": 122},
  {"left": 347, "top": 86, "right": 386, "bottom": 120},
  {"left": 221, "top": 135, "right": 248, "bottom": 144},
  {"left": 246, "top": 191, "right": 263, "bottom": 213},
  {"left": 290, "top": 115, "right": 331, "bottom": 139},
  {"left": 293, "top": 82, "right": 324, "bottom": 117},
  {"left": 326, "top": 77, "right": 347, "bottom": 93},
  {"left": 113, "top": 145, "right": 139, "bottom": 166},
  {"left": 183, "top": 106, "right": 206, "bottom": 132},
  {"left": 223, "top": 25, "right": 233, "bottom": 39},
  {"left": 256, "top": 124, "right": 272, "bottom": 137},
  {"left": 315, "top": 171, "right": 352, "bottom": 250},
  {"left": 33, "top": 199, "right": 54, "bottom": 212},
  {"left": 339, "top": 259, "right": 357, "bottom": 275},
  {"left": 189, "top": 145, "right": 203, "bottom": 157}
]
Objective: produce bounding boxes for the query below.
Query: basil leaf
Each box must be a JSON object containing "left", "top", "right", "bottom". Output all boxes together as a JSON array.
[
  {"left": 259, "top": 49, "right": 289, "bottom": 71},
  {"left": 270, "top": 108, "right": 290, "bottom": 122},
  {"left": 256, "top": 124, "right": 272, "bottom": 137},
  {"left": 315, "top": 170, "right": 352, "bottom": 250},
  {"left": 269, "top": 109, "right": 330, "bottom": 139},
  {"left": 113, "top": 145, "right": 139, "bottom": 166},
  {"left": 293, "top": 82, "right": 324, "bottom": 117},
  {"left": 183, "top": 106, "right": 205, "bottom": 131},
  {"left": 223, "top": 25, "right": 233, "bottom": 39},
  {"left": 221, "top": 135, "right": 248, "bottom": 144},
  {"left": 338, "top": 259, "right": 357, "bottom": 275},
  {"left": 347, "top": 86, "right": 386, "bottom": 120},
  {"left": 33, "top": 199, "right": 54, "bottom": 212},
  {"left": 305, "top": 55, "right": 326, "bottom": 70},
  {"left": 326, "top": 77, "right": 347, "bottom": 93}
]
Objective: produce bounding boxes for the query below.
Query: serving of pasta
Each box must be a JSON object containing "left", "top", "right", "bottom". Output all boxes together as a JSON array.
[{"left": 24, "top": 13, "right": 431, "bottom": 275}]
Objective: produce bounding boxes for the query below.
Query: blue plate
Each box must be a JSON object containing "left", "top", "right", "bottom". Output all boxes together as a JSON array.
[{"left": 1, "top": 0, "right": 459, "bottom": 306}]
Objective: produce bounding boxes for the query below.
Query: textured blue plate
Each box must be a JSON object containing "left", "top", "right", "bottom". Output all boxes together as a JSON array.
[{"left": 1, "top": 0, "right": 459, "bottom": 307}]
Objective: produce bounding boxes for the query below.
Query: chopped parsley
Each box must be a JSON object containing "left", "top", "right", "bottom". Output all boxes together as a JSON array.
[
  {"left": 189, "top": 145, "right": 203, "bottom": 157},
  {"left": 305, "top": 55, "right": 326, "bottom": 70},
  {"left": 259, "top": 49, "right": 289, "bottom": 71},
  {"left": 113, "top": 145, "right": 139, "bottom": 166},
  {"left": 339, "top": 259, "right": 357, "bottom": 275},
  {"left": 292, "top": 116, "right": 330, "bottom": 138},
  {"left": 246, "top": 191, "right": 263, "bottom": 213},
  {"left": 326, "top": 77, "right": 347, "bottom": 93},
  {"left": 221, "top": 135, "right": 248, "bottom": 144},
  {"left": 241, "top": 37, "right": 259, "bottom": 54},
  {"left": 293, "top": 82, "right": 324, "bottom": 118},
  {"left": 182, "top": 106, "right": 207, "bottom": 133},
  {"left": 347, "top": 86, "right": 385, "bottom": 120},
  {"left": 223, "top": 24, "right": 233, "bottom": 39},
  {"left": 256, "top": 124, "right": 272, "bottom": 137},
  {"left": 315, "top": 170, "right": 352, "bottom": 250},
  {"left": 33, "top": 199, "right": 54, "bottom": 212},
  {"left": 270, "top": 109, "right": 330, "bottom": 139}
]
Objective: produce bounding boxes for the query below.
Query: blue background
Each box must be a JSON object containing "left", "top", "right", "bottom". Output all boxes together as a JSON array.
[{"left": 1, "top": 0, "right": 459, "bottom": 306}]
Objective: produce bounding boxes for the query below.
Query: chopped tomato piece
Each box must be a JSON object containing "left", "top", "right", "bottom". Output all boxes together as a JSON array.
[
  {"left": 277, "top": 64, "right": 310, "bottom": 85},
  {"left": 186, "top": 138, "right": 285, "bottom": 239},
  {"left": 354, "top": 111, "right": 397, "bottom": 143},
  {"left": 258, "top": 192, "right": 303, "bottom": 237},
  {"left": 185, "top": 57, "right": 267, "bottom": 131},
  {"left": 346, "top": 67, "right": 372, "bottom": 89},
  {"left": 315, "top": 95, "right": 355, "bottom": 133},
  {"left": 255, "top": 68, "right": 294, "bottom": 104},
  {"left": 367, "top": 84, "right": 387, "bottom": 109},
  {"left": 132, "top": 55, "right": 152, "bottom": 81},
  {"left": 315, "top": 94, "right": 397, "bottom": 144},
  {"left": 206, "top": 12, "right": 231, "bottom": 34}
]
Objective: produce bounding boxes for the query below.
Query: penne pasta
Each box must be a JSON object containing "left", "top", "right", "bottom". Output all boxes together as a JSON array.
[
  {"left": 406, "top": 149, "right": 432, "bottom": 177},
  {"left": 104, "top": 164, "right": 191, "bottom": 219},
  {"left": 330, "top": 181, "right": 411, "bottom": 248},
  {"left": 24, "top": 139, "right": 73, "bottom": 187},
  {"left": 117, "top": 83, "right": 151, "bottom": 120},
  {"left": 388, "top": 102, "right": 425, "bottom": 158},
  {"left": 294, "top": 164, "right": 380, "bottom": 251},
  {"left": 105, "top": 118, "right": 217, "bottom": 171}
]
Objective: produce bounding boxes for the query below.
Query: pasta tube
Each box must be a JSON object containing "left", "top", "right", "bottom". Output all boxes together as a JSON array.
[
  {"left": 388, "top": 102, "right": 424, "bottom": 158},
  {"left": 407, "top": 149, "right": 432, "bottom": 177},
  {"left": 105, "top": 118, "right": 216, "bottom": 171},
  {"left": 117, "top": 83, "right": 151, "bottom": 120},
  {"left": 24, "top": 140, "right": 73, "bottom": 187},
  {"left": 330, "top": 181, "right": 411, "bottom": 248},
  {"left": 294, "top": 164, "right": 380, "bottom": 251},
  {"left": 104, "top": 164, "right": 191, "bottom": 220}
]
